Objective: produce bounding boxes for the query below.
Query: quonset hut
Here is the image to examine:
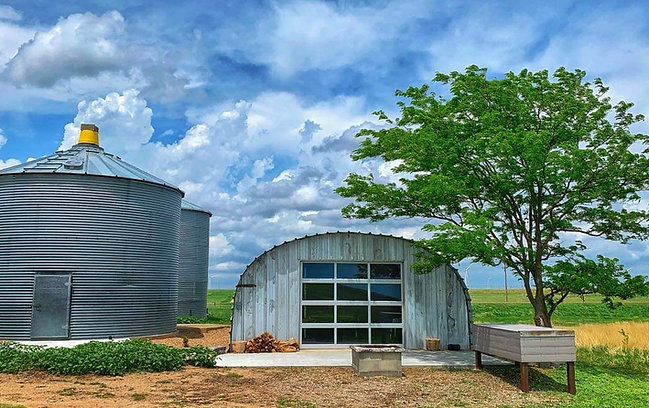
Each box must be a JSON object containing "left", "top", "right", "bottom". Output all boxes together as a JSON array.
[
  {"left": 178, "top": 200, "right": 212, "bottom": 318},
  {"left": 0, "top": 124, "right": 183, "bottom": 340},
  {"left": 231, "top": 232, "right": 472, "bottom": 350}
]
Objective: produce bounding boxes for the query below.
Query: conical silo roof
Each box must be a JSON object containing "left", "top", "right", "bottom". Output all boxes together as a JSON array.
[
  {"left": 181, "top": 199, "right": 212, "bottom": 216},
  {"left": 0, "top": 125, "right": 182, "bottom": 195}
]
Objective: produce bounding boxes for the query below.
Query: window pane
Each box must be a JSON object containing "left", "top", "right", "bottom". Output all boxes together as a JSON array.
[
  {"left": 371, "top": 306, "right": 402, "bottom": 323},
  {"left": 337, "top": 306, "right": 368, "bottom": 323},
  {"left": 337, "top": 263, "right": 368, "bottom": 279},
  {"left": 302, "top": 328, "right": 334, "bottom": 344},
  {"left": 303, "top": 283, "right": 333, "bottom": 300},
  {"left": 370, "top": 284, "right": 401, "bottom": 301},
  {"left": 372, "top": 328, "right": 402, "bottom": 344},
  {"left": 337, "top": 283, "right": 367, "bottom": 301},
  {"left": 370, "top": 264, "right": 401, "bottom": 279},
  {"left": 303, "top": 263, "right": 334, "bottom": 279},
  {"left": 302, "top": 306, "right": 334, "bottom": 323},
  {"left": 338, "top": 328, "right": 369, "bottom": 344}
]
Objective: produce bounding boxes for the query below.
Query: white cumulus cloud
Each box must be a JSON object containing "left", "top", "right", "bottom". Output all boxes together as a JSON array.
[
  {"left": 0, "top": 20, "right": 35, "bottom": 67},
  {"left": 60, "top": 89, "right": 153, "bottom": 152},
  {"left": 6, "top": 11, "right": 126, "bottom": 87}
]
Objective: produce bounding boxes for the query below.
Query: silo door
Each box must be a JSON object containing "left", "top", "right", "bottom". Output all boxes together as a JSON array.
[{"left": 31, "top": 274, "right": 71, "bottom": 339}]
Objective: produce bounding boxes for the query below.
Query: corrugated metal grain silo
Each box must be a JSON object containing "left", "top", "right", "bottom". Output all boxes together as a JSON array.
[
  {"left": 0, "top": 124, "right": 183, "bottom": 340},
  {"left": 178, "top": 200, "right": 212, "bottom": 318}
]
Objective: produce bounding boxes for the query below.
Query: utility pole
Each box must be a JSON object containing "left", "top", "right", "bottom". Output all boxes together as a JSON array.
[{"left": 504, "top": 264, "right": 509, "bottom": 302}]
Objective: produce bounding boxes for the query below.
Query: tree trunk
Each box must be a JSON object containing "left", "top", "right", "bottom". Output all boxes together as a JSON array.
[
  {"left": 533, "top": 297, "right": 552, "bottom": 327},
  {"left": 530, "top": 260, "right": 552, "bottom": 327}
]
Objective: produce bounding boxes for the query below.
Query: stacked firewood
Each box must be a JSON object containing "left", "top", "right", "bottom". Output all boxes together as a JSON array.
[
  {"left": 279, "top": 337, "right": 299, "bottom": 352},
  {"left": 245, "top": 332, "right": 280, "bottom": 352},
  {"left": 244, "top": 332, "right": 300, "bottom": 353}
]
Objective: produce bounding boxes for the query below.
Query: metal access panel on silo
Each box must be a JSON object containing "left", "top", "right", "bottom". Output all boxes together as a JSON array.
[{"left": 31, "top": 274, "right": 71, "bottom": 339}]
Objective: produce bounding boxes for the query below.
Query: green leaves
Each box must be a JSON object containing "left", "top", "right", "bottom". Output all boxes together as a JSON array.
[
  {"left": 0, "top": 339, "right": 221, "bottom": 376},
  {"left": 545, "top": 256, "right": 649, "bottom": 311},
  {"left": 337, "top": 65, "right": 649, "bottom": 325}
]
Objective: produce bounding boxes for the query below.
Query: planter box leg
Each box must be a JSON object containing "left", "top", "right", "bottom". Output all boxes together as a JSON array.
[
  {"left": 475, "top": 351, "right": 483, "bottom": 370},
  {"left": 520, "top": 362, "right": 530, "bottom": 392},
  {"left": 567, "top": 361, "right": 576, "bottom": 395}
]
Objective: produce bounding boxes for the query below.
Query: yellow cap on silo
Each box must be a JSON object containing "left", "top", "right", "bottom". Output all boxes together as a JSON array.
[{"left": 78, "top": 123, "right": 99, "bottom": 146}]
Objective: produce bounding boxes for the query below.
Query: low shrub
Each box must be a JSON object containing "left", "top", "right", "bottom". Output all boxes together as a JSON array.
[
  {"left": 35, "top": 339, "right": 184, "bottom": 375},
  {"left": 177, "top": 314, "right": 227, "bottom": 324},
  {"left": 0, "top": 343, "right": 43, "bottom": 373},
  {"left": 0, "top": 339, "right": 220, "bottom": 376},
  {"left": 182, "top": 346, "right": 219, "bottom": 368}
]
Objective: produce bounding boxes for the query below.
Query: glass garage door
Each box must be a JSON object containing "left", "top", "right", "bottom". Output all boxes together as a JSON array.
[{"left": 300, "top": 262, "right": 403, "bottom": 346}]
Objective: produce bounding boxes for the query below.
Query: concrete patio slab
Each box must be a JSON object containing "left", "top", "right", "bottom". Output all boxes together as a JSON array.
[{"left": 215, "top": 349, "right": 511, "bottom": 368}]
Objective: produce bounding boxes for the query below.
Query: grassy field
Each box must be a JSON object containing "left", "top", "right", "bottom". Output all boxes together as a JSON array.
[
  {"left": 471, "top": 289, "right": 649, "bottom": 326},
  {"left": 205, "top": 289, "right": 235, "bottom": 323},
  {"left": 203, "top": 288, "right": 649, "bottom": 326}
]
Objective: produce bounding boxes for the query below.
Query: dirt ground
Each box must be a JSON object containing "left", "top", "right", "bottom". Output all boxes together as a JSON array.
[
  {"left": 151, "top": 324, "right": 230, "bottom": 349},
  {"left": 0, "top": 365, "right": 569, "bottom": 408}
]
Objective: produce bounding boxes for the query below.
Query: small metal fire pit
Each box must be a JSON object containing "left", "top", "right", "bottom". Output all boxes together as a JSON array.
[{"left": 350, "top": 345, "right": 404, "bottom": 377}]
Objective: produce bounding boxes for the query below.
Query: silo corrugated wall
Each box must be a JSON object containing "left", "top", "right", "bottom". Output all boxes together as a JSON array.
[
  {"left": 0, "top": 173, "right": 181, "bottom": 340},
  {"left": 178, "top": 208, "right": 210, "bottom": 317}
]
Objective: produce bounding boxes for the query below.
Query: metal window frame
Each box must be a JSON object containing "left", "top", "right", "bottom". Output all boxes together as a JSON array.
[{"left": 300, "top": 261, "right": 404, "bottom": 348}]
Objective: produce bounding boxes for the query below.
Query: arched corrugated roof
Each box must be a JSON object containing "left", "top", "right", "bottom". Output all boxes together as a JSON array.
[{"left": 240, "top": 231, "right": 424, "bottom": 272}]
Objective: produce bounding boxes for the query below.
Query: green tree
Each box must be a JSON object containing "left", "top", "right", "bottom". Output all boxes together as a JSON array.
[{"left": 336, "top": 66, "right": 649, "bottom": 327}]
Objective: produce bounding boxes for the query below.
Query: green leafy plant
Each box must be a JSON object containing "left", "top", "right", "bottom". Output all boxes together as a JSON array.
[
  {"left": 0, "top": 339, "right": 189, "bottom": 376},
  {"left": 177, "top": 313, "right": 226, "bottom": 324},
  {"left": 181, "top": 346, "right": 219, "bottom": 368},
  {"left": 34, "top": 339, "right": 184, "bottom": 375},
  {"left": 0, "top": 342, "right": 43, "bottom": 373}
]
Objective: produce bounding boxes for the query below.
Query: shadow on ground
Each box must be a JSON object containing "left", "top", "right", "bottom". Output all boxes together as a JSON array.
[{"left": 484, "top": 364, "right": 568, "bottom": 392}]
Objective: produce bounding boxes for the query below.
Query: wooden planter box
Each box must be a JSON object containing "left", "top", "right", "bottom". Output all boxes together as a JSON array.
[
  {"left": 473, "top": 324, "right": 576, "bottom": 394},
  {"left": 350, "top": 345, "right": 404, "bottom": 377}
]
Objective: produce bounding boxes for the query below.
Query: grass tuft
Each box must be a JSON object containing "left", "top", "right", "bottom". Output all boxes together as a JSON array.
[
  {"left": 132, "top": 393, "right": 148, "bottom": 401},
  {"left": 276, "top": 397, "right": 317, "bottom": 408},
  {"left": 225, "top": 371, "right": 243, "bottom": 379}
]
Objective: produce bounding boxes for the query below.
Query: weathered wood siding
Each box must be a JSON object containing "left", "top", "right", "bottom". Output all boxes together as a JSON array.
[
  {"left": 473, "top": 324, "right": 576, "bottom": 363},
  {"left": 231, "top": 232, "right": 472, "bottom": 349}
]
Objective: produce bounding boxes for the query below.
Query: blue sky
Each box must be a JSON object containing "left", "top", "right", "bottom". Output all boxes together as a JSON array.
[{"left": 0, "top": 0, "right": 648, "bottom": 289}]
